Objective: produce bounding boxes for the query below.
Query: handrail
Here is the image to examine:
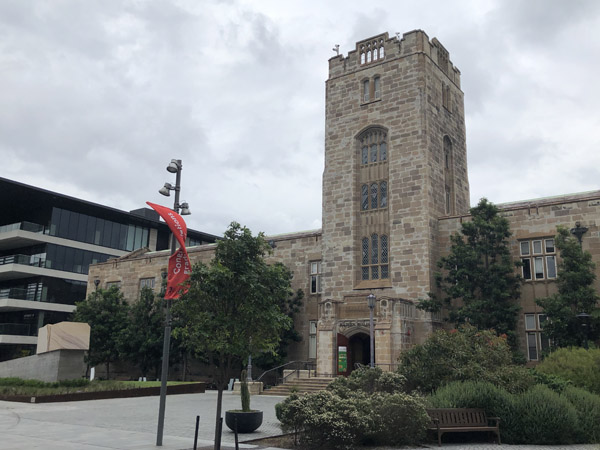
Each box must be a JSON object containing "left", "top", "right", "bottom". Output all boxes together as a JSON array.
[{"left": 257, "top": 360, "right": 313, "bottom": 381}]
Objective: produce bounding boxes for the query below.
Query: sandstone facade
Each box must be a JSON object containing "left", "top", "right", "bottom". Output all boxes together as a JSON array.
[{"left": 88, "top": 30, "right": 600, "bottom": 375}]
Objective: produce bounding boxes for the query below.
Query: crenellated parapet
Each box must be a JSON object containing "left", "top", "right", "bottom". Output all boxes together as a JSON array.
[{"left": 328, "top": 30, "right": 461, "bottom": 88}]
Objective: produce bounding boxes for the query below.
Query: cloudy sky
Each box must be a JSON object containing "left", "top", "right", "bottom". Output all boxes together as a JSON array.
[{"left": 2, "top": 0, "right": 600, "bottom": 237}]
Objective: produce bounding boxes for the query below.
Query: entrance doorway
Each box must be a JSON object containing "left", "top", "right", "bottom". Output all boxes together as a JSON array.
[{"left": 337, "top": 332, "right": 372, "bottom": 376}]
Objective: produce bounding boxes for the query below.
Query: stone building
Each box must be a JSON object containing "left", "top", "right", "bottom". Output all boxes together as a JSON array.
[{"left": 88, "top": 30, "right": 600, "bottom": 375}]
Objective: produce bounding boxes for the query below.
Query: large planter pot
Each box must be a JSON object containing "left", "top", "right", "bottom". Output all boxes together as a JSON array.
[{"left": 225, "top": 410, "right": 263, "bottom": 433}]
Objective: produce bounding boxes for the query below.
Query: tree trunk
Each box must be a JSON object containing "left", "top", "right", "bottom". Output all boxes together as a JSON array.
[{"left": 214, "top": 387, "right": 223, "bottom": 450}]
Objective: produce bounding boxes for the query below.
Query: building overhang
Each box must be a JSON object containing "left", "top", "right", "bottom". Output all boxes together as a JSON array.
[
  {"left": 0, "top": 299, "right": 76, "bottom": 313},
  {"left": 0, "top": 335, "right": 37, "bottom": 345}
]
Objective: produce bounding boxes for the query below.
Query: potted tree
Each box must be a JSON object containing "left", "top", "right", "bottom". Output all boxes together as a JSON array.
[{"left": 225, "top": 369, "right": 263, "bottom": 433}]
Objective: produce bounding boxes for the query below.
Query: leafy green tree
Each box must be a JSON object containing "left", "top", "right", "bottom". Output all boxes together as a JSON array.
[
  {"left": 118, "top": 287, "right": 165, "bottom": 379},
  {"left": 398, "top": 325, "right": 534, "bottom": 393},
  {"left": 420, "top": 198, "right": 521, "bottom": 344},
  {"left": 173, "top": 222, "right": 293, "bottom": 449},
  {"left": 73, "top": 285, "right": 129, "bottom": 379},
  {"left": 536, "top": 226, "right": 600, "bottom": 347},
  {"left": 254, "top": 288, "right": 304, "bottom": 370}
]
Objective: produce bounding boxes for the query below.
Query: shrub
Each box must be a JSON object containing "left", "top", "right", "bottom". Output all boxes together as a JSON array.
[
  {"left": 535, "top": 347, "right": 600, "bottom": 394},
  {"left": 328, "top": 366, "right": 406, "bottom": 395},
  {"left": 429, "top": 381, "right": 518, "bottom": 442},
  {"left": 277, "top": 371, "right": 427, "bottom": 449},
  {"left": 398, "top": 326, "right": 535, "bottom": 393},
  {"left": 368, "top": 392, "right": 429, "bottom": 446},
  {"left": 277, "top": 390, "right": 371, "bottom": 449},
  {"left": 511, "top": 384, "right": 580, "bottom": 444},
  {"left": 562, "top": 386, "right": 600, "bottom": 443},
  {"left": 530, "top": 369, "right": 571, "bottom": 393}
]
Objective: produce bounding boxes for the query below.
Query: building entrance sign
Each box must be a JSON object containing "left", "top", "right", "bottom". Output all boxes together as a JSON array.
[{"left": 337, "top": 346, "right": 347, "bottom": 373}]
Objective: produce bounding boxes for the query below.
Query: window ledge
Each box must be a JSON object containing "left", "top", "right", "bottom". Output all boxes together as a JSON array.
[
  {"left": 354, "top": 279, "right": 392, "bottom": 290},
  {"left": 360, "top": 98, "right": 382, "bottom": 107}
]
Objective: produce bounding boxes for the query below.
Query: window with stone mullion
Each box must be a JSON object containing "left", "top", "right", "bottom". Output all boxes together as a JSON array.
[{"left": 361, "top": 233, "right": 389, "bottom": 281}]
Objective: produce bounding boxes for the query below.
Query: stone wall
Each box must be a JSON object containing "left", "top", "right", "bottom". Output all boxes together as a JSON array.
[{"left": 0, "top": 349, "right": 87, "bottom": 382}]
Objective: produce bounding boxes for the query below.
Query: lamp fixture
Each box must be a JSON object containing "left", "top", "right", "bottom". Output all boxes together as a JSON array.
[
  {"left": 166, "top": 159, "right": 180, "bottom": 174},
  {"left": 179, "top": 202, "right": 191, "bottom": 215}
]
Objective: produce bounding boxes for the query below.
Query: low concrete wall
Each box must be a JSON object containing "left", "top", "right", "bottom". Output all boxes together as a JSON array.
[{"left": 0, "top": 349, "right": 86, "bottom": 382}]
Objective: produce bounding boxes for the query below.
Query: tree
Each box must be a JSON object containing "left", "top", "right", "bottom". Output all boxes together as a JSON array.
[
  {"left": 73, "top": 285, "right": 129, "bottom": 379},
  {"left": 536, "top": 226, "right": 600, "bottom": 347},
  {"left": 172, "top": 222, "right": 293, "bottom": 450},
  {"left": 118, "top": 287, "right": 165, "bottom": 379},
  {"left": 254, "top": 288, "right": 304, "bottom": 370},
  {"left": 420, "top": 198, "right": 521, "bottom": 344}
]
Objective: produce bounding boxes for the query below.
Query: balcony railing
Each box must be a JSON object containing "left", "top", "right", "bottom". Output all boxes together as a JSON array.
[
  {"left": 0, "top": 221, "right": 46, "bottom": 234},
  {"left": 0, "top": 323, "right": 31, "bottom": 336},
  {"left": 0, "top": 254, "right": 46, "bottom": 268},
  {"left": 0, "top": 287, "right": 43, "bottom": 302}
]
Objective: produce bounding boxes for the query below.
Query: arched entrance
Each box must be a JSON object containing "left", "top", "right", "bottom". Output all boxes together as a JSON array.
[{"left": 337, "top": 331, "right": 372, "bottom": 376}]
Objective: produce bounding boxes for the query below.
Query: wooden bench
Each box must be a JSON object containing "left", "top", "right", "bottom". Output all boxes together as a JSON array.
[{"left": 426, "top": 408, "right": 501, "bottom": 446}]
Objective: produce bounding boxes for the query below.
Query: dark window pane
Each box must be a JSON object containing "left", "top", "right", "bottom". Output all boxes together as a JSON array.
[
  {"left": 73, "top": 249, "right": 84, "bottom": 274},
  {"left": 381, "top": 265, "right": 388, "bottom": 279},
  {"left": 380, "top": 181, "right": 387, "bottom": 208},
  {"left": 67, "top": 212, "right": 79, "bottom": 240},
  {"left": 380, "top": 142, "right": 387, "bottom": 161},
  {"left": 102, "top": 220, "right": 113, "bottom": 247},
  {"left": 372, "top": 266, "right": 379, "bottom": 279},
  {"left": 141, "top": 228, "right": 149, "bottom": 247},
  {"left": 527, "top": 332, "right": 538, "bottom": 360},
  {"left": 94, "top": 218, "right": 104, "bottom": 245},
  {"left": 371, "top": 234, "right": 378, "bottom": 264},
  {"left": 82, "top": 251, "right": 93, "bottom": 273},
  {"left": 110, "top": 221, "right": 120, "bottom": 249},
  {"left": 76, "top": 214, "right": 88, "bottom": 242},
  {"left": 119, "top": 224, "right": 128, "bottom": 250},
  {"left": 362, "top": 267, "right": 369, "bottom": 280},
  {"left": 371, "top": 183, "right": 378, "bottom": 209},
  {"left": 63, "top": 247, "right": 75, "bottom": 272},
  {"left": 361, "top": 185, "right": 369, "bottom": 210},
  {"left": 362, "top": 238, "right": 369, "bottom": 265},
  {"left": 126, "top": 225, "right": 135, "bottom": 251},
  {"left": 362, "top": 146, "right": 368, "bottom": 164},
  {"left": 49, "top": 208, "right": 60, "bottom": 236},
  {"left": 58, "top": 209, "right": 70, "bottom": 239},
  {"left": 522, "top": 258, "right": 531, "bottom": 280},
  {"left": 381, "top": 235, "right": 388, "bottom": 263},
  {"left": 134, "top": 226, "right": 143, "bottom": 250},
  {"left": 86, "top": 216, "right": 96, "bottom": 244},
  {"left": 54, "top": 245, "right": 66, "bottom": 271},
  {"left": 370, "top": 144, "right": 377, "bottom": 162}
]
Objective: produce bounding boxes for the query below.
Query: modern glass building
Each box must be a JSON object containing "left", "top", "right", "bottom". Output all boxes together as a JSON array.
[{"left": 0, "top": 177, "right": 217, "bottom": 361}]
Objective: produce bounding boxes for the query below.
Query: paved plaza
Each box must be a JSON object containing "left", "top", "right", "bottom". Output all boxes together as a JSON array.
[
  {"left": 0, "top": 390, "right": 286, "bottom": 450},
  {"left": 1, "top": 391, "right": 599, "bottom": 450}
]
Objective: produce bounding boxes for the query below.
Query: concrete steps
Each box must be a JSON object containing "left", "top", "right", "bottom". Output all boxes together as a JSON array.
[{"left": 261, "top": 377, "right": 335, "bottom": 396}]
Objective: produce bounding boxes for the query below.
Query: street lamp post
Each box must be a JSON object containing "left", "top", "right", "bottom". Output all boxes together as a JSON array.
[
  {"left": 156, "top": 159, "right": 190, "bottom": 446},
  {"left": 367, "top": 294, "right": 376, "bottom": 368}
]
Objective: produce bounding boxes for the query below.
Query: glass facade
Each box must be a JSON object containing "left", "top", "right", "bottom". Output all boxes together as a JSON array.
[{"left": 48, "top": 207, "right": 149, "bottom": 251}]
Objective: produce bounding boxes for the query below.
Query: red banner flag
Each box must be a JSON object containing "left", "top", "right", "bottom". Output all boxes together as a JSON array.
[
  {"left": 146, "top": 202, "right": 191, "bottom": 299},
  {"left": 146, "top": 201, "right": 188, "bottom": 249}
]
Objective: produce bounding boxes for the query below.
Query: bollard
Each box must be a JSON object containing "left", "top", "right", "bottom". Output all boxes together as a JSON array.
[
  {"left": 234, "top": 416, "right": 239, "bottom": 450},
  {"left": 193, "top": 415, "right": 200, "bottom": 450}
]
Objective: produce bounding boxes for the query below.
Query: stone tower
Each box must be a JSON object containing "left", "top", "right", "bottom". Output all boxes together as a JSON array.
[{"left": 317, "top": 30, "right": 469, "bottom": 375}]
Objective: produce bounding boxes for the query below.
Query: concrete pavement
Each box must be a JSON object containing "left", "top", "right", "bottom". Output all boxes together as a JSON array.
[
  {"left": 1, "top": 391, "right": 599, "bottom": 450},
  {"left": 0, "top": 390, "right": 287, "bottom": 449}
]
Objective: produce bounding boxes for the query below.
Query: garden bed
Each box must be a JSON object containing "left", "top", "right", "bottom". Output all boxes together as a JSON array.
[{"left": 0, "top": 381, "right": 205, "bottom": 403}]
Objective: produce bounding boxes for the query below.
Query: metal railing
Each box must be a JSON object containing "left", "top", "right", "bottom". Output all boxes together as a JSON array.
[
  {"left": 257, "top": 360, "right": 316, "bottom": 387},
  {"left": 0, "top": 287, "right": 44, "bottom": 302},
  {"left": 0, "top": 323, "right": 31, "bottom": 336},
  {"left": 0, "top": 221, "right": 45, "bottom": 234},
  {"left": 0, "top": 254, "right": 46, "bottom": 268}
]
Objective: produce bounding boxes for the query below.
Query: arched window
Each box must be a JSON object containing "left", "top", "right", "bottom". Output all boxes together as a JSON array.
[
  {"left": 380, "top": 181, "right": 387, "bottom": 208},
  {"left": 360, "top": 52, "right": 365, "bottom": 65},
  {"left": 370, "top": 183, "right": 378, "bottom": 209},
  {"left": 361, "top": 184, "right": 369, "bottom": 210},
  {"left": 367, "top": 50, "right": 372, "bottom": 63},
  {"left": 363, "top": 79, "right": 370, "bottom": 102},
  {"left": 379, "top": 42, "right": 384, "bottom": 59},
  {"left": 374, "top": 76, "right": 381, "bottom": 99},
  {"left": 359, "top": 129, "right": 387, "bottom": 166}
]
